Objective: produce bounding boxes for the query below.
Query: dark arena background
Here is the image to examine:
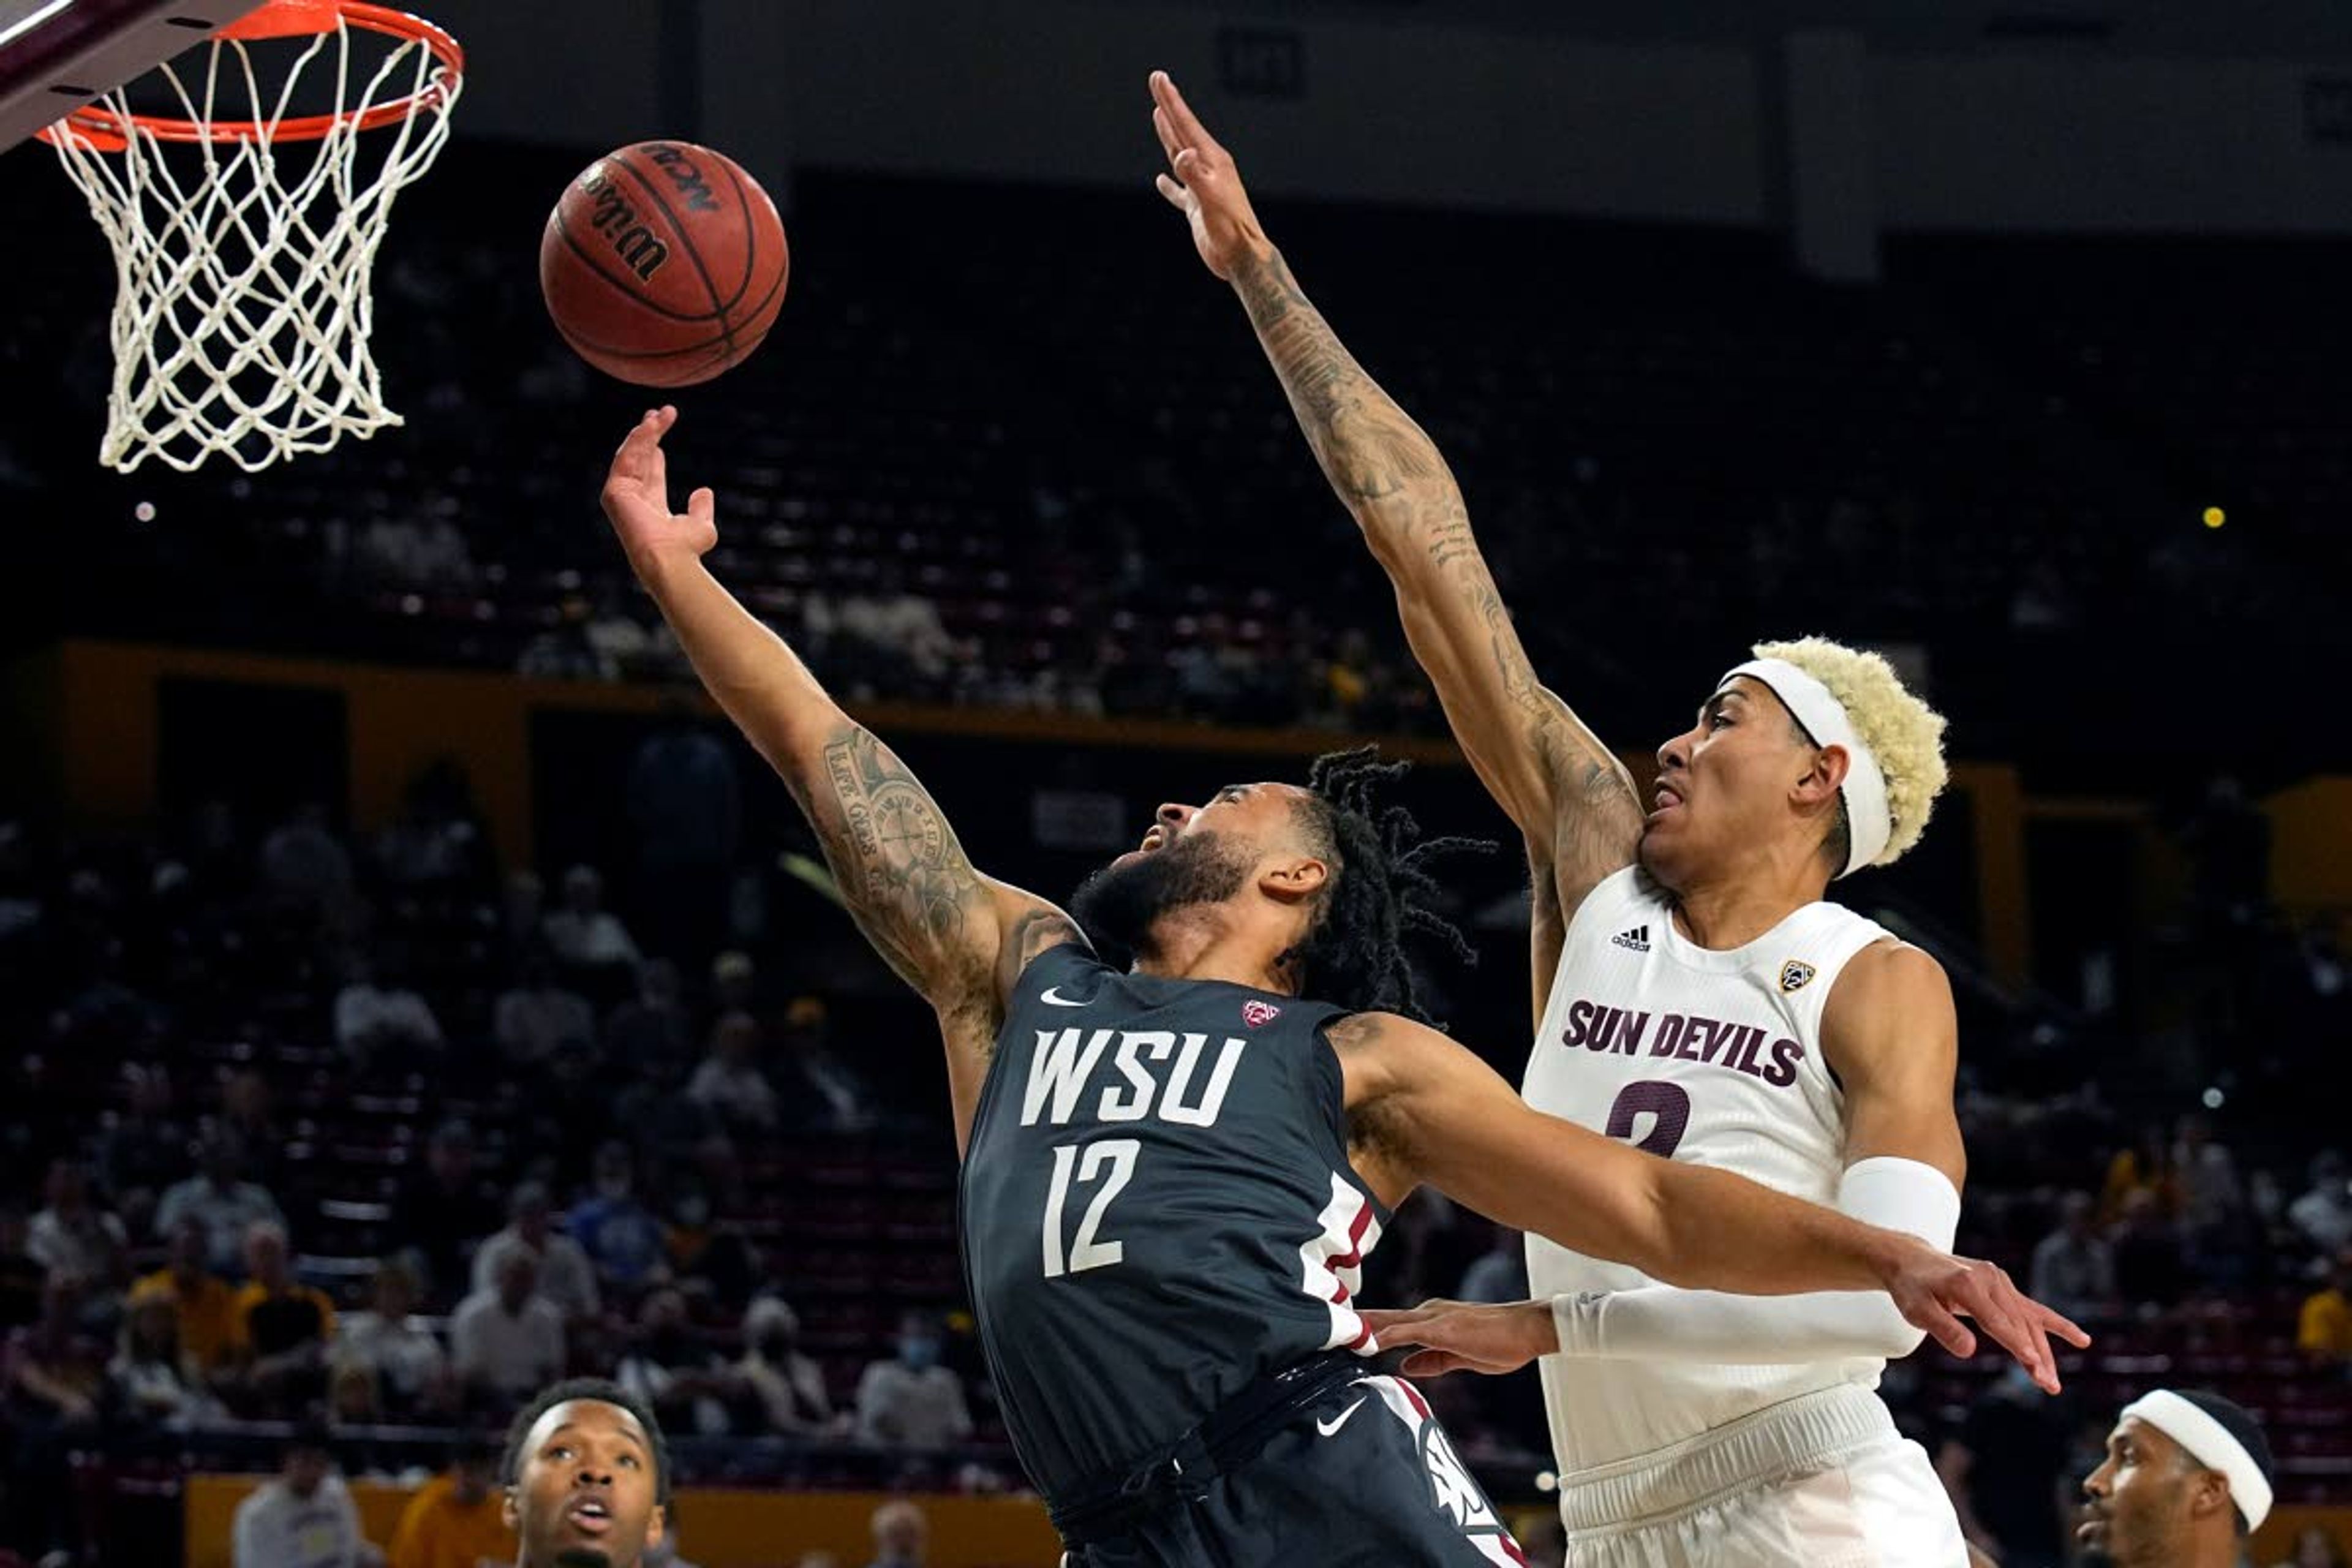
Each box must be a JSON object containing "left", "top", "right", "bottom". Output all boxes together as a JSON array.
[{"left": 3, "top": 2, "right": 2351, "bottom": 1565}]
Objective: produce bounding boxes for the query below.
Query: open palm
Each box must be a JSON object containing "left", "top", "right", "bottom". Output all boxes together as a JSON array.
[{"left": 601, "top": 405, "right": 718, "bottom": 567}]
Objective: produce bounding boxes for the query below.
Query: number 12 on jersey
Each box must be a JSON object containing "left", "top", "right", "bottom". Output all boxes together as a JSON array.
[{"left": 1042, "top": 1137, "right": 1139, "bottom": 1278}]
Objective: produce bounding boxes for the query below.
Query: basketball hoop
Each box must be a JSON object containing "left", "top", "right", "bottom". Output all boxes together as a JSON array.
[{"left": 39, "top": 0, "right": 463, "bottom": 472}]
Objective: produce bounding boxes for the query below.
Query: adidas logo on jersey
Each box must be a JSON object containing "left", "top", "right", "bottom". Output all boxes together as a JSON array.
[{"left": 1611, "top": 924, "right": 1651, "bottom": 952}]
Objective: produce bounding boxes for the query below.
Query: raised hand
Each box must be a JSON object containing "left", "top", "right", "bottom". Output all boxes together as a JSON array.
[
  {"left": 601, "top": 405, "right": 718, "bottom": 571},
  {"left": 1147, "top": 69, "right": 1272, "bottom": 280},
  {"left": 1883, "top": 1242, "right": 2090, "bottom": 1395}
]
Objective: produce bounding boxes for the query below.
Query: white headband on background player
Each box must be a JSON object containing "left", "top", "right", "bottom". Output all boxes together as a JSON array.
[
  {"left": 1718, "top": 658, "right": 1893, "bottom": 878},
  {"left": 2120, "top": 1389, "right": 2274, "bottom": 1532}
]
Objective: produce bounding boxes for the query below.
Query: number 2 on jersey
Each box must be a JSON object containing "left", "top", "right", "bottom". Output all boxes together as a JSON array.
[
  {"left": 1042, "top": 1137, "right": 1139, "bottom": 1277},
  {"left": 1605, "top": 1080, "right": 1692, "bottom": 1159}
]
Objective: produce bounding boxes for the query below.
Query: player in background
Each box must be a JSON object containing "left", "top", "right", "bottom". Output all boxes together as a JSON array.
[
  {"left": 1148, "top": 66, "right": 2070, "bottom": 1567},
  {"left": 2077, "top": 1389, "right": 2276, "bottom": 1568},
  {"left": 502, "top": 1378, "right": 670, "bottom": 1568}
]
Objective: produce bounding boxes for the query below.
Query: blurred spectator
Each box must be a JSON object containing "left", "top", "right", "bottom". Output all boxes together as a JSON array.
[
  {"left": 230, "top": 1220, "right": 337, "bottom": 1414},
  {"left": 2110, "top": 1187, "right": 2188, "bottom": 1312},
  {"left": 687, "top": 1012, "right": 779, "bottom": 1133},
  {"left": 327, "top": 1359, "right": 383, "bottom": 1430},
  {"left": 450, "top": 1248, "right": 564, "bottom": 1409},
  {"left": 1456, "top": 1223, "right": 1528, "bottom": 1305},
  {"left": 137, "top": 1215, "right": 241, "bottom": 1371},
  {"left": 0, "top": 1205, "right": 43, "bottom": 1330},
  {"left": 232, "top": 1423, "right": 379, "bottom": 1568},
  {"left": 26, "top": 1157, "right": 129, "bottom": 1285},
  {"left": 331, "top": 949, "right": 446, "bottom": 1064},
  {"left": 492, "top": 949, "right": 598, "bottom": 1068},
  {"left": 864, "top": 1499, "right": 927, "bottom": 1568},
  {"left": 604, "top": 958, "right": 693, "bottom": 1068},
  {"left": 626, "top": 715, "right": 742, "bottom": 965},
  {"left": 2100, "top": 1125, "right": 2178, "bottom": 1226},
  {"left": 709, "top": 950, "right": 759, "bottom": 1016},
  {"left": 386, "top": 1438, "right": 511, "bottom": 1568},
  {"left": 359, "top": 499, "right": 475, "bottom": 592},
  {"left": 775, "top": 996, "right": 873, "bottom": 1133},
  {"left": 616, "top": 1287, "right": 736, "bottom": 1437},
  {"left": 542, "top": 865, "right": 640, "bottom": 970},
  {"left": 387, "top": 1120, "right": 500, "bottom": 1307},
  {"left": 110, "top": 1277, "right": 219, "bottom": 1428},
  {"left": 856, "top": 1311, "right": 972, "bottom": 1450},
  {"left": 1934, "top": 1364, "right": 2071, "bottom": 1568},
  {"left": 569, "top": 1142, "right": 668, "bottom": 1291},
  {"left": 660, "top": 1177, "right": 758, "bottom": 1308},
  {"left": 2291, "top": 1153, "right": 2352, "bottom": 1258},
  {"left": 516, "top": 595, "right": 609, "bottom": 680},
  {"left": 470, "top": 1183, "right": 601, "bottom": 1321},
  {"left": 2029, "top": 1192, "right": 2117, "bottom": 1323},
  {"left": 7, "top": 1272, "right": 104, "bottom": 1429},
  {"left": 371, "top": 762, "right": 486, "bottom": 891},
  {"left": 737, "top": 1296, "right": 834, "bottom": 1435},
  {"left": 155, "top": 1131, "right": 285, "bottom": 1275},
  {"left": 2275, "top": 1526, "right": 2351, "bottom": 1568},
  {"left": 257, "top": 802, "right": 355, "bottom": 917},
  {"left": 335, "top": 1261, "right": 451, "bottom": 1419},
  {"left": 98, "top": 1061, "right": 190, "bottom": 1224},
  {"left": 2172, "top": 1114, "right": 2244, "bottom": 1234},
  {"left": 220, "top": 1071, "right": 289, "bottom": 1186},
  {"left": 6, "top": 1273, "right": 105, "bottom": 1562},
  {"left": 500, "top": 871, "right": 546, "bottom": 957},
  {"left": 612, "top": 1046, "right": 724, "bottom": 1172},
  {"left": 2301, "top": 1254, "right": 2352, "bottom": 1371}
]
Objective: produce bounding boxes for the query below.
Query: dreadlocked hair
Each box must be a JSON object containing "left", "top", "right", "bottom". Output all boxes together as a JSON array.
[{"left": 1287, "top": 745, "right": 1494, "bottom": 1024}]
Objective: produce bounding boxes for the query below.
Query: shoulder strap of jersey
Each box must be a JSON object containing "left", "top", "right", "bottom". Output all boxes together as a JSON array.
[
  {"left": 1011, "top": 936, "right": 1107, "bottom": 1004},
  {"left": 1561, "top": 864, "right": 1657, "bottom": 953}
]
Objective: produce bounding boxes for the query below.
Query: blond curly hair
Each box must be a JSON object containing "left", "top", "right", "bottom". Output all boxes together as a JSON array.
[{"left": 1751, "top": 636, "right": 1948, "bottom": 867}]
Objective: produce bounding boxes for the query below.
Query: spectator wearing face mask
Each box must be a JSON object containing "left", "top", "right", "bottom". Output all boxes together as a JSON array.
[
  {"left": 737, "top": 1297, "right": 834, "bottom": 1435},
  {"left": 854, "top": 1312, "right": 971, "bottom": 1450}
]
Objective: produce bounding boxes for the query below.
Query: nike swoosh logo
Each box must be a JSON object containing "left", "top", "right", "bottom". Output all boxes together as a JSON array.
[
  {"left": 1039, "top": 987, "right": 1089, "bottom": 1008},
  {"left": 1314, "top": 1397, "right": 1367, "bottom": 1438}
]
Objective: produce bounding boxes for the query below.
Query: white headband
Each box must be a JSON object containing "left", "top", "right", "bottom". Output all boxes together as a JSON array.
[
  {"left": 1718, "top": 658, "right": 1892, "bottom": 878},
  {"left": 2121, "top": 1390, "right": 2272, "bottom": 1532}
]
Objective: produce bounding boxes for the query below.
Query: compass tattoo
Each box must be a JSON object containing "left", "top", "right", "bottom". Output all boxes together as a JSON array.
[{"left": 805, "top": 724, "right": 987, "bottom": 993}]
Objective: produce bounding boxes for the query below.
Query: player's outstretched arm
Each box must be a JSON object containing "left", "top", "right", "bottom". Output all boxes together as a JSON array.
[
  {"left": 1366, "top": 942, "right": 1994, "bottom": 1375},
  {"left": 1147, "top": 70, "right": 1643, "bottom": 915},
  {"left": 1330, "top": 1011, "right": 2087, "bottom": 1392},
  {"left": 601, "top": 409, "right": 1079, "bottom": 1146}
]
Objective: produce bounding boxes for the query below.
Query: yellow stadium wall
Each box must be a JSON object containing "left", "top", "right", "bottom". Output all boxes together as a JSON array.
[
  {"left": 2268, "top": 775, "right": 2352, "bottom": 934},
  {"left": 17, "top": 638, "right": 2042, "bottom": 982}
]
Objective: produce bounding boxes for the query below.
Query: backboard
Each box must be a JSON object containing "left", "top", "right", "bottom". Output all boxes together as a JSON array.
[{"left": 0, "top": 0, "right": 266, "bottom": 152}]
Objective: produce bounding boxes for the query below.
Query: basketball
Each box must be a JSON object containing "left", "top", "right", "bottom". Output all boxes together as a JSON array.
[{"left": 538, "top": 140, "right": 789, "bottom": 386}]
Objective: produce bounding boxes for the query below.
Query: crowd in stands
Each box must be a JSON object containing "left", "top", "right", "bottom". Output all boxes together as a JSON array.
[{"left": 0, "top": 756, "right": 2346, "bottom": 1567}]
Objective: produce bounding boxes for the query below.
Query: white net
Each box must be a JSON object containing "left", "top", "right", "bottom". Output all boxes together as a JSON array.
[{"left": 43, "top": 11, "right": 460, "bottom": 473}]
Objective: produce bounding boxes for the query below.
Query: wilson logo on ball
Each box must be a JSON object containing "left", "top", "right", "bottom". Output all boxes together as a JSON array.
[{"left": 579, "top": 167, "right": 671, "bottom": 282}]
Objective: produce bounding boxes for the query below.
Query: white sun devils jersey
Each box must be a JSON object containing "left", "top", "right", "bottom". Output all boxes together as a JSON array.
[{"left": 1523, "top": 866, "right": 1897, "bottom": 1472}]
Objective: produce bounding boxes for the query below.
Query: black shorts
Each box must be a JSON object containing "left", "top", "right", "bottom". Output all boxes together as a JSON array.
[{"left": 1062, "top": 1372, "right": 1528, "bottom": 1567}]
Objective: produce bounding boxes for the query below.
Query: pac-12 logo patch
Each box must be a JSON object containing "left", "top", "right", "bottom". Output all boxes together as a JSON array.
[
  {"left": 1779, "top": 959, "right": 1817, "bottom": 993},
  {"left": 1242, "top": 1000, "right": 1282, "bottom": 1028}
]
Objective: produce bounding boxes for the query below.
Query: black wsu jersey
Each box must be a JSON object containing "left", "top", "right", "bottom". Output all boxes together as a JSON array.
[{"left": 958, "top": 943, "right": 1391, "bottom": 1504}]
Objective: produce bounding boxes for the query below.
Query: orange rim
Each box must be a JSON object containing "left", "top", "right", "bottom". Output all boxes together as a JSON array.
[{"left": 39, "top": 0, "right": 462, "bottom": 153}]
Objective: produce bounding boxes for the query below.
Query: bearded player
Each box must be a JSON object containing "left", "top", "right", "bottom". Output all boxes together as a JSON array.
[
  {"left": 1149, "top": 68, "right": 2073, "bottom": 1566},
  {"left": 598, "top": 404, "right": 2078, "bottom": 1564}
]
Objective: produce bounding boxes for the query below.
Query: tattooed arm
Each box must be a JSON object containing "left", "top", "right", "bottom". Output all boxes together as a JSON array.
[
  {"left": 1146, "top": 72, "right": 1642, "bottom": 939},
  {"left": 600, "top": 407, "right": 1080, "bottom": 1149}
]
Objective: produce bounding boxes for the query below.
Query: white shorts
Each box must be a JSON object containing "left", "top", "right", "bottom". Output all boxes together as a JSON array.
[{"left": 1554, "top": 1386, "right": 1966, "bottom": 1568}]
